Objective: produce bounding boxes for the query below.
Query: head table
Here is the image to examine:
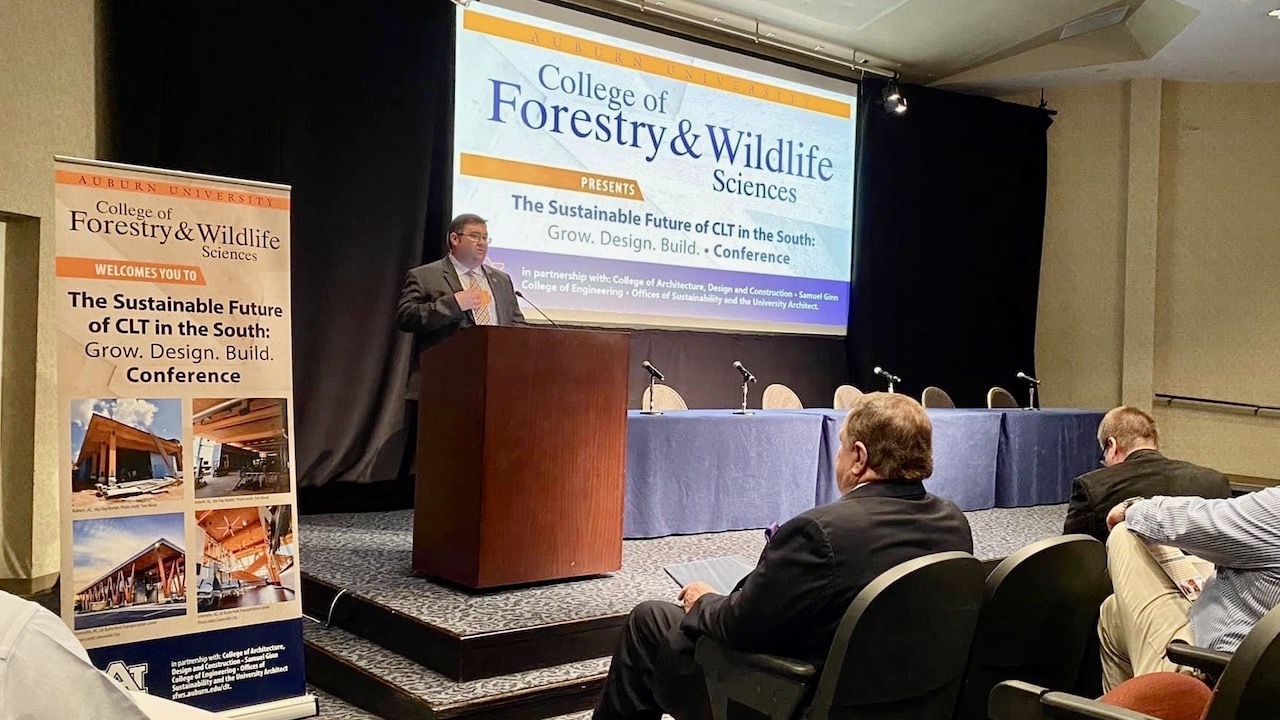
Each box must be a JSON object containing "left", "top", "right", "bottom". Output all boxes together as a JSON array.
[{"left": 624, "top": 407, "right": 1104, "bottom": 538}]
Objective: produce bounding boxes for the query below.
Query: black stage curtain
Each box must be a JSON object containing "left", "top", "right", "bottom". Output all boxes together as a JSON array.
[
  {"left": 627, "top": 331, "right": 846, "bottom": 410},
  {"left": 102, "top": 0, "right": 454, "bottom": 510},
  {"left": 847, "top": 78, "right": 1051, "bottom": 407}
]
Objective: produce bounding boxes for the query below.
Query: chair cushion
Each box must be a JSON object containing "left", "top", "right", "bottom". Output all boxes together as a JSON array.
[{"left": 1099, "top": 673, "right": 1211, "bottom": 720}]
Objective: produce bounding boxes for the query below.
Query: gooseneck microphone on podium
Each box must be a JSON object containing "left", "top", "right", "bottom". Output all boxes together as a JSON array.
[
  {"left": 640, "top": 361, "right": 667, "bottom": 415},
  {"left": 514, "top": 290, "right": 562, "bottom": 329},
  {"left": 873, "top": 366, "right": 901, "bottom": 393},
  {"left": 732, "top": 361, "right": 756, "bottom": 415},
  {"left": 1016, "top": 371, "right": 1041, "bottom": 410}
]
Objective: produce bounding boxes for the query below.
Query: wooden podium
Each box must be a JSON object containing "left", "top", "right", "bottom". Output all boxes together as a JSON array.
[{"left": 412, "top": 325, "right": 630, "bottom": 588}]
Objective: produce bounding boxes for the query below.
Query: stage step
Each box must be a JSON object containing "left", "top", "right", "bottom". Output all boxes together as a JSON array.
[
  {"left": 298, "top": 511, "right": 770, "bottom": 682},
  {"left": 304, "top": 619, "right": 609, "bottom": 720},
  {"left": 302, "top": 572, "right": 625, "bottom": 682},
  {"left": 312, "top": 685, "right": 383, "bottom": 720}
]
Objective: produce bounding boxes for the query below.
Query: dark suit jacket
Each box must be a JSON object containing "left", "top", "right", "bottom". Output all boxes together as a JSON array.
[
  {"left": 681, "top": 481, "right": 973, "bottom": 666},
  {"left": 396, "top": 256, "right": 525, "bottom": 397},
  {"left": 1062, "top": 449, "right": 1232, "bottom": 542}
]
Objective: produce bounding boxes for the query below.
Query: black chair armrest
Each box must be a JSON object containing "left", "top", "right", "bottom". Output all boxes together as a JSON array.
[
  {"left": 988, "top": 680, "right": 1051, "bottom": 720},
  {"left": 695, "top": 637, "right": 817, "bottom": 682},
  {"left": 1165, "top": 640, "right": 1231, "bottom": 676},
  {"left": 1041, "top": 691, "right": 1160, "bottom": 720}
]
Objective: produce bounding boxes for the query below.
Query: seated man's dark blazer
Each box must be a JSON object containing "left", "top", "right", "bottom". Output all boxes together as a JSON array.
[
  {"left": 683, "top": 480, "right": 973, "bottom": 667},
  {"left": 1062, "top": 449, "right": 1232, "bottom": 543},
  {"left": 396, "top": 256, "right": 525, "bottom": 398}
]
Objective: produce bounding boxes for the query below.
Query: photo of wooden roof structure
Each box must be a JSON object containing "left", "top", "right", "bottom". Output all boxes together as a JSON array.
[{"left": 197, "top": 505, "right": 296, "bottom": 612}]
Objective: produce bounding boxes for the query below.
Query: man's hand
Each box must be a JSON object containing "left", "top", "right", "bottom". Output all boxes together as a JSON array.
[
  {"left": 454, "top": 288, "right": 486, "bottom": 312},
  {"left": 1106, "top": 501, "right": 1130, "bottom": 531},
  {"left": 678, "top": 581, "right": 717, "bottom": 612}
]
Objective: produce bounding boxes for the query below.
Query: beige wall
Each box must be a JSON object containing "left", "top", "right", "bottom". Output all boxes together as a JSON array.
[
  {"left": 1006, "top": 80, "right": 1280, "bottom": 479},
  {"left": 0, "top": 0, "right": 97, "bottom": 589},
  {"left": 1018, "top": 83, "right": 1130, "bottom": 411}
]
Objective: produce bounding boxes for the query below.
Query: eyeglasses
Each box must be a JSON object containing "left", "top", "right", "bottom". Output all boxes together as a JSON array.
[{"left": 456, "top": 232, "right": 489, "bottom": 242}]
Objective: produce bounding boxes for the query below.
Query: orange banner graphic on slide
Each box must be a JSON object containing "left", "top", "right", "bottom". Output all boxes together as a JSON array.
[
  {"left": 57, "top": 257, "right": 209, "bottom": 286},
  {"left": 460, "top": 153, "right": 646, "bottom": 201},
  {"left": 464, "top": 10, "right": 851, "bottom": 119},
  {"left": 55, "top": 170, "right": 290, "bottom": 210}
]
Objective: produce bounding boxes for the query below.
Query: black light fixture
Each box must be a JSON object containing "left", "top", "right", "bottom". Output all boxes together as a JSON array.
[{"left": 882, "top": 77, "right": 908, "bottom": 116}]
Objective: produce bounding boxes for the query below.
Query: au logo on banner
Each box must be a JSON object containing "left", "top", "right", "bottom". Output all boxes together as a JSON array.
[
  {"left": 54, "top": 157, "right": 313, "bottom": 718},
  {"left": 105, "top": 660, "right": 149, "bottom": 692}
]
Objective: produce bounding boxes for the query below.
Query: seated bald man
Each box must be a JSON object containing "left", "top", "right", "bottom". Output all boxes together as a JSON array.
[
  {"left": 1064, "top": 406, "right": 1231, "bottom": 543},
  {"left": 593, "top": 392, "right": 974, "bottom": 720}
]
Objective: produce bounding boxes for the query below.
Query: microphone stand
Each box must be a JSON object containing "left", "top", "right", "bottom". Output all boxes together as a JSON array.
[
  {"left": 1026, "top": 383, "right": 1038, "bottom": 411},
  {"left": 733, "top": 380, "right": 753, "bottom": 415},
  {"left": 641, "top": 375, "right": 662, "bottom": 416}
]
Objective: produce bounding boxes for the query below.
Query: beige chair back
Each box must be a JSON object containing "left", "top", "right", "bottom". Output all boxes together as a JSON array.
[
  {"left": 987, "top": 387, "right": 1019, "bottom": 409},
  {"left": 921, "top": 386, "right": 956, "bottom": 409},
  {"left": 762, "top": 383, "right": 804, "bottom": 410},
  {"left": 833, "top": 384, "right": 863, "bottom": 410},
  {"left": 641, "top": 384, "right": 688, "bottom": 412}
]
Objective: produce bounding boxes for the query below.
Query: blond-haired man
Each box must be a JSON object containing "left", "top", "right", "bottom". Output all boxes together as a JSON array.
[
  {"left": 592, "top": 393, "right": 973, "bottom": 720},
  {"left": 1064, "top": 406, "right": 1231, "bottom": 542}
]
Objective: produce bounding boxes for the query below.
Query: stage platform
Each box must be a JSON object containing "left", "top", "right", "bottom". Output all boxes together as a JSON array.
[{"left": 301, "top": 504, "right": 1068, "bottom": 720}]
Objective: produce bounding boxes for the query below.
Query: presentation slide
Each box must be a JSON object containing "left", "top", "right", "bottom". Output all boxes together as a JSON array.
[{"left": 453, "top": 1, "right": 857, "bottom": 335}]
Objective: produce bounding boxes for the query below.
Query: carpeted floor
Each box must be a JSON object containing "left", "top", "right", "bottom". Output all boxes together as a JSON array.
[{"left": 300, "top": 504, "right": 1069, "bottom": 637}]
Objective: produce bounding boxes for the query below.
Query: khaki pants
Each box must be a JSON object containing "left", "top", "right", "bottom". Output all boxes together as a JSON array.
[{"left": 1098, "top": 523, "right": 1195, "bottom": 692}]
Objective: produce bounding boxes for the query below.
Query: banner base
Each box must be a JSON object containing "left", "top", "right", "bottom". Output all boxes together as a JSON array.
[{"left": 221, "top": 695, "right": 318, "bottom": 720}]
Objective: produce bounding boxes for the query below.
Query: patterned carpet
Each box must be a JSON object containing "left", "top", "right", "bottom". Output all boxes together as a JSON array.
[
  {"left": 303, "top": 504, "right": 1070, "bottom": 718},
  {"left": 300, "top": 504, "right": 1068, "bottom": 636}
]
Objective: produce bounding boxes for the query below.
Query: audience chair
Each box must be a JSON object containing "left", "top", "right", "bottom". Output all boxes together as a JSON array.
[
  {"left": 988, "top": 603, "right": 1280, "bottom": 720},
  {"left": 833, "top": 384, "right": 863, "bottom": 410},
  {"left": 696, "top": 552, "right": 986, "bottom": 720},
  {"left": 640, "top": 384, "right": 688, "bottom": 412},
  {"left": 954, "top": 535, "right": 1109, "bottom": 720},
  {"left": 922, "top": 386, "right": 956, "bottom": 409},
  {"left": 762, "top": 383, "right": 804, "bottom": 409},
  {"left": 987, "top": 386, "right": 1019, "bottom": 409}
]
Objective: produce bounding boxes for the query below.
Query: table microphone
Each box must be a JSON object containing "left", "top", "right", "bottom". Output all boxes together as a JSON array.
[
  {"left": 1016, "top": 372, "right": 1041, "bottom": 385},
  {"left": 873, "top": 366, "right": 902, "bottom": 384},
  {"left": 733, "top": 361, "right": 757, "bottom": 383},
  {"left": 514, "top": 290, "right": 562, "bottom": 329},
  {"left": 642, "top": 361, "right": 665, "bottom": 381}
]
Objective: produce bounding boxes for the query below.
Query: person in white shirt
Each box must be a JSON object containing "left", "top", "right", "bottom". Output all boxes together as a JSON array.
[{"left": 0, "top": 590, "right": 217, "bottom": 719}]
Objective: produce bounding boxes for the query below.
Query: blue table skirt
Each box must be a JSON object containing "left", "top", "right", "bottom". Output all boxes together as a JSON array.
[
  {"left": 625, "top": 410, "right": 825, "bottom": 538},
  {"left": 799, "top": 408, "right": 1002, "bottom": 512},
  {"left": 623, "top": 408, "right": 1104, "bottom": 538},
  {"left": 996, "top": 409, "right": 1105, "bottom": 506}
]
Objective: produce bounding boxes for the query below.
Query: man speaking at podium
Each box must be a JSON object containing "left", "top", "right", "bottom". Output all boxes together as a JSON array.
[{"left": 397, "top": 213, "right": 526, "bottom": 396}]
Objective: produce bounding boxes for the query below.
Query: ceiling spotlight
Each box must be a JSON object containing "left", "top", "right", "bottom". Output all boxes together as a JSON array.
[
  {"left": 449, "top": 0, "right": 473, "bottom": 7},
  {"left": 882, "top": 79, "right": 908, "bottom": 116},
  {"left": 1269, "top": 8, "right": 1280, "bottom": 17},
  {"left": 814, "top": 45, "right": 824, "bottom": 51}
]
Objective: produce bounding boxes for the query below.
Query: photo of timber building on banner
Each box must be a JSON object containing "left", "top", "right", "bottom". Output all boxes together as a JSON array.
[
  {"left": 72, "top": 411, "right": 184, "bottom": 504},
  {"left": 72, "top": 512, "right": 189, "bottom": 631}
]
